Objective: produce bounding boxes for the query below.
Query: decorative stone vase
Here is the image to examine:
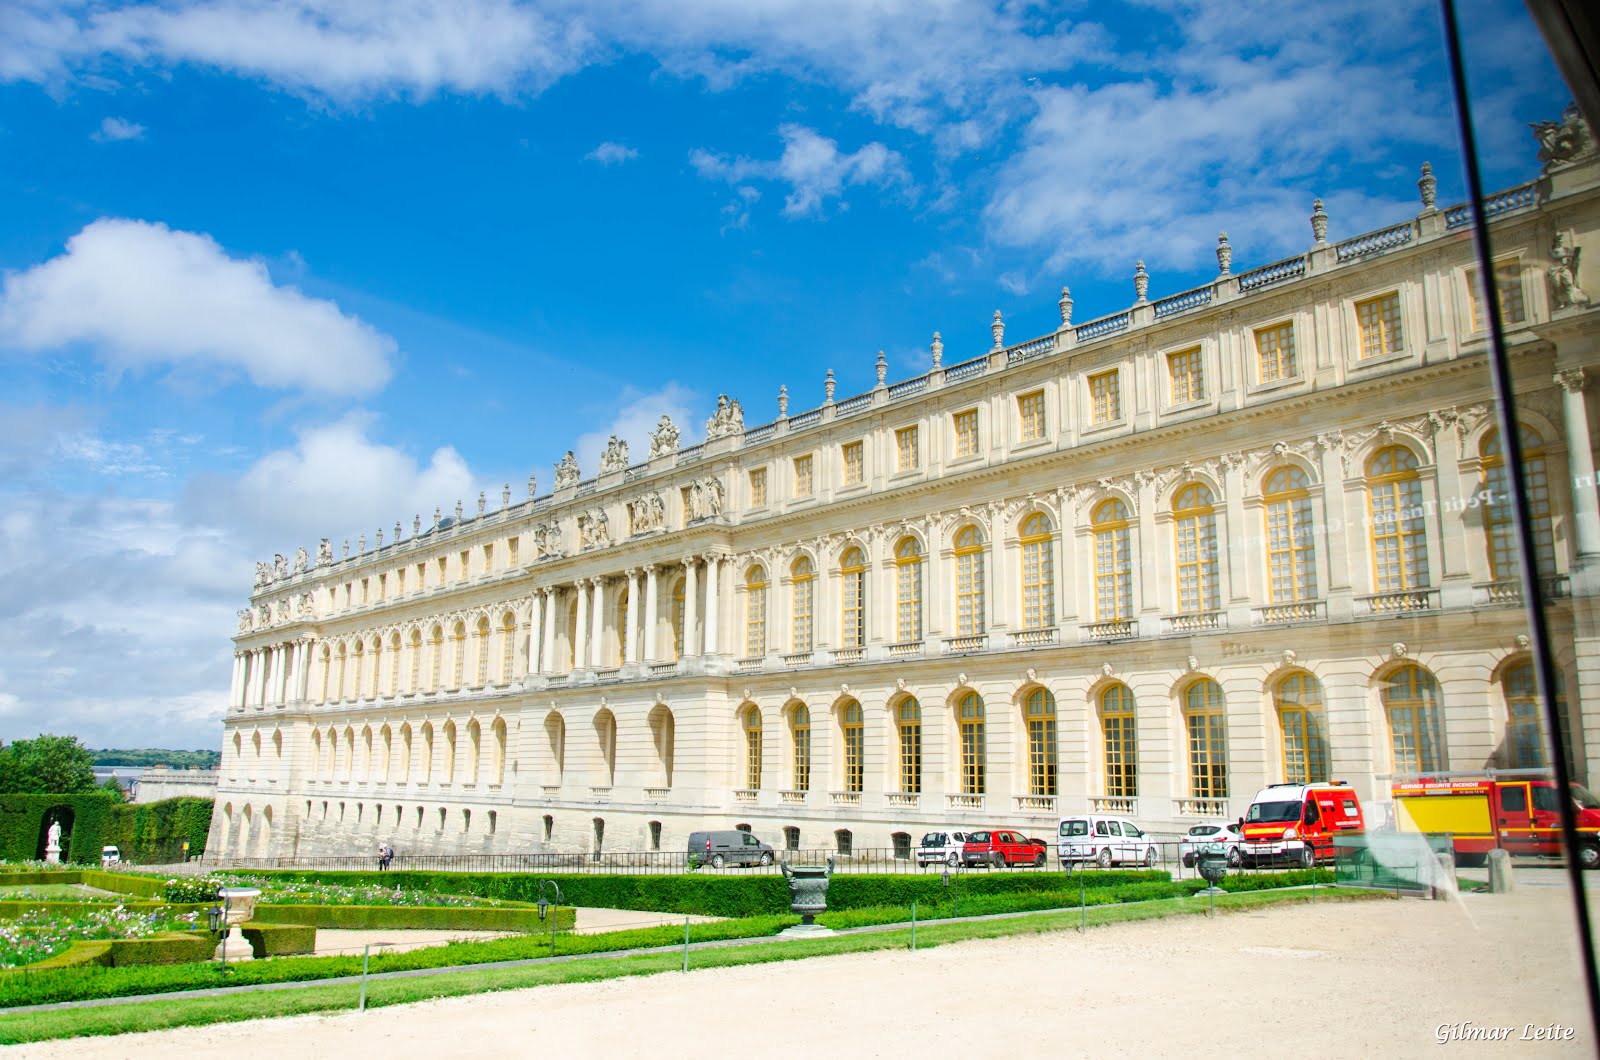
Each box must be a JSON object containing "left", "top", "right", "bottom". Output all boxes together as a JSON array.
[
  {"left": 779, "top": 857, "right": 835, "bottom": 937},
  {"left": 1195, "top": 848, "right": 1229, "bottom": 897},
  {"left": 215, "top": 886, "right": 262, "bottom": 962}
]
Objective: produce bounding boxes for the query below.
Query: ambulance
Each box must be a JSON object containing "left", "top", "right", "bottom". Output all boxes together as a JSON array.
[
  {"left": 1390, "top": 772, "right": 1600, "bottom": 869},
  {"left": 1239, "top": 782, "right": 1365, "bottom": 868}
]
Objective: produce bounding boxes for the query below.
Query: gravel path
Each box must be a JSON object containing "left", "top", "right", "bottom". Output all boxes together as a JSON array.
[{"left": 17, "top": 888, "right": 1595, "bottom": 1058}]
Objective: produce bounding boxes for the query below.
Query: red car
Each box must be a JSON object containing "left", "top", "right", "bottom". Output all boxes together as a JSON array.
[{"left": 962, "top": 829, "right": 1048, "bottom": 868}]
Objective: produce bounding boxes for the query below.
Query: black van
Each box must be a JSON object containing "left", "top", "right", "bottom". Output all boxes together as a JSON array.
[{"left": 688, "top": 830, "right": 776, "bottom": 868}]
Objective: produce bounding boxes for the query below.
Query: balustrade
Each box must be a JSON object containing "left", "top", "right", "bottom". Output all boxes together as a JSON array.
[
  {"left": 1090, "top": 796, "right": 1136, "bottom": 815},
  {"left": 1009, "top": 627, "right": 1057, "bottom": 648},
  {"left": 1175, "top": 797, "right": 1228, "bottom": 817}
]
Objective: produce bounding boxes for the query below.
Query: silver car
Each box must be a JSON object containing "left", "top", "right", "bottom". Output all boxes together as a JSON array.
[{"left": 1179, "top": 822, "right": 1243, "bottom": 868}]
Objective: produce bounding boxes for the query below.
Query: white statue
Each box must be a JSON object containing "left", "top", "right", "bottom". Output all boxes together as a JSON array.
[
  {"left": 579, "top": 510, "right": 610, "bottom": 550},
  {"left": 272, "top": 553, "right": 289, "bottom": 581},
  {"left": 316, "top": 538, "right": 333, "bottom": 566},
  {"left": 1550, "top": 231, "right": 1590, "bottom": 309},
  {"left": 253, "top": 561, "right": 271, "bottom": 589},
  {"left": 600, "top": 435, "right": 630, "bottom": 475},
  {"left": 292, "top": 546, "right": 309, "bottom": 574},
  {"left": 555, "top": 451, "right": 580, "bottom": 490},
  {"left": 45, "top": 820, "right": 62, "bottom": 863},
  {"left": 705, "top": 395, "right": 745, "bottom": 439},
  {"left": 702, "top": 476, "right": 725, "bottom": 516},
  {"left": 649, "top": 415, "right": 681, "bottom": 458}
]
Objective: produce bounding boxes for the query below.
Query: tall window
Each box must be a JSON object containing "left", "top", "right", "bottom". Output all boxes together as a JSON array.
[
  {"left": 1482, "top": 426, "right": 1556, "bottom": 579},
  {"left": 1276, "top": 674, "right": 1329, "bottom": 784},
  {"left": 500, "top": 613, "right": 515, "bottom": 684},
  {"left": 351, "top": 642, "right": 364, "bottom": 699},
  {"left": 1356, "top": 291, "right": 1403, "bottom": 359},
  {"left": 1468, "top": 259, "right": 1526, "bottom": 331},
  {"left": 896, "top": 426, "right": 919, "bottom": 471},
  {"left": 389, "top": 633, "right": 402, "bottom": 695},
  {"left": 895, "top": 537, "right": 923, "bottom": 642},
  {"left": 1019, "top": 513, "right": 1055, "bottom": 630},
  {"left": 953, "top": 408, "right": 979, "bottom": 456},
  {"left": 1089, "top": 369, "right": 1121, "bottom": 423},
  {"left": 408, "top": 631, "right": 422, "bottom": 693},
  {"left": 1168, "top": 346, "right": 1204, "bottom": 403},
  {"left": 1174, "top": 484, "right": 1220, "bottom": 613},
  {"left": 791, "top": 556, "right": 815, "bottom": 652},
  {"left": 749, "top": 467, "right": 767, "bottom": 507},
  {"left": 1101, "top": 685, "right": 1137, "bottom": 797},
  {"left": 958, "top": 692, "right": 986, "bottom": 795},
  {"left": 1255, "top": 321, "right": 1297, "bottom": 382},
  {"left": 507, "top": 537, "right": 519, "bottom": 567},
  {"left": 428, "top": 627, "right": 444, "bottom": 690},
  {"left": 1025, "top": 689, "right": 1057, "bottom": 796},
  {"left": 336, "top": 643, "right": 348, "bottom": 700},
  {"left": 1092, "top": 499, "right": 1133, "bottom": 621},
  {"left": 475, "top": 617, "right": 491, "bottom": 687},
  {"left": 954, "top": 526, "right": 986, "bottom": 635},
  {"left": 1264, "top": 467, "right": 1318, "bottom": 602},
  {"left": 1384, "top": 665, "right": 1445, "bottom": 773},
  {"left": 451, "top": 622, "right": 467, "bottom": 689},
  {"left": 672, "top": 578, "right": 686, "bottom": 660},
  {"left": 744, "top": 706, "right": 763, "bottom": 789},
  {"left": 793, "top": 454, "right": 814, "bottom": 497},
  {"left": 1018, "top": 390, "right": 1045, "bottom": 442},
  {"left": 791, "top": 704, "right": 811, "bottom": 792},
  {"left": 1185, "top": 679, "right": 1228, "bottom": 799},
  {"left": 842, "top": 441, "right": 864, "bottom": 485},
  {"left": 841, "top": 701, "right": 864, "bottom": 793},
  {"left": 1368, "top": 446, "right": 1429, "bottom": 592},
  {"left": 1505, "top": 663, "right": 1571, "bottom": 769},
  {"left": 745, "top": 565, "right": 768, "bottom": 658},
  {"left": 839, "top": 547, "right": 866, "bottom": 649},
  {"left": 897, "top": 699, "right": 922, "bottom": 793}
]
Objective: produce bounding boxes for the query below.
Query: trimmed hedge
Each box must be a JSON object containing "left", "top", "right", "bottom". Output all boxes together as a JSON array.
[
  {"left": 104, "top": 798, "right": 213, "bottom": 862},
  {"left": 0, "top": 869, "right": 168, "bottom": 898},
  {"left": 105, "top": 933, "right": 215, "bottom": 967},
  {"left": 241, "top": 924, "right": 316, "bottom": 958},
  {"left": 248, "top": 903, "right": 563, "bottom": 933},
  {"left": 26, "top": 940, "right": 113, "bottom": 970},
  {"left": 0, "top": 794, "right": 117, "bottom": 864},
  {"left": 0, "top": 901, "right": 214, "bottom": 920}
]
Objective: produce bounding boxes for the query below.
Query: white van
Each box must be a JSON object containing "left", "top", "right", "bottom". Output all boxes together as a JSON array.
[
  {"left": 100, "top": 846, "right": 121, "bottom": 867},
  {"left": 916, "top": 830, "right": 974, "bottom": 867},
  {"left": 1057, "top": 815, "right": 1158, "bottom": 868}
]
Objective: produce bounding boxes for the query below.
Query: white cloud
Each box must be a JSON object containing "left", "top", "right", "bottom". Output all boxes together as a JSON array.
[
  {"left": 692, "top": 124, "right": 910, "bottom": 217},
  {"left": 585, "top": 140, "right": 638, "bottom": 165},
  {"left": 0, "top": 218, "right": 397, "bottom": 395},
  {"left": 91, "top": 116, "right": 145, "bottom": 141},
  {"left": 572, "top": 384, "right": 699, "bottom": 475}
]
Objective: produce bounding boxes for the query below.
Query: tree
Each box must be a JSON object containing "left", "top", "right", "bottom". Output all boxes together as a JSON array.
[
  {"left": 98, "top": 776, "right": 128, "bottom": 803},
  {"left": 0, "top": 735, "right": 98, "bottom": 794}
]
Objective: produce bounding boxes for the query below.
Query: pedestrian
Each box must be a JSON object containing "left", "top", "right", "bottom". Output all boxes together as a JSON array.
[
  {"left": 382, "top": 843, "right": 394, "bottom": 871},
  {"left": 378, "top": 843, "right": 387, "bottom": 871}
]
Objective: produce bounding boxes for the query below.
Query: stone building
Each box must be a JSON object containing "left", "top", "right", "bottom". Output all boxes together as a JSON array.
[{"left": 210, "top": 116, "right": 1600, "bottom": 862}]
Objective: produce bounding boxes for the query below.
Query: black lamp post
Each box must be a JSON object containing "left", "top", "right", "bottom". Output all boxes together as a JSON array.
[
  {"left": 536, "top": 880, "right": 564, "bottom": 958},
  {"left": 941, "top": 865, "right": 960, "bottom": 917}
]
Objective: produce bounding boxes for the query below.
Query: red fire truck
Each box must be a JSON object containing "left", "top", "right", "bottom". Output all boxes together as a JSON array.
[{"left": 1390, "top": 772, "right": 1600, "bottom": 869}]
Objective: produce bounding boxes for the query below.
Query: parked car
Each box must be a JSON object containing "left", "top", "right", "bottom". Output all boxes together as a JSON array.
[
  {"left": 962, "top": 829, "right": 1049, "bottom": 868},
  {"left": 1239, "top": 782, "right": 1365, "bottom": 868},
  {"left": 1057, "top": 815, "right": 1159, "bottom": 868},
  {"left": 1392, "top": 775, "right": 1600, "bottom": 869},
  {"left": 1179, "top": 822, "right": 1243, "bottom": 868},
  {"left": 687, "top": 830, "right": 775, "bottom": 868},
  {"left": 100, "top": 845, "right": 121, "bottom": 867},
  {"left": 916, "top": 830, "right": 975, "bottom": 867}
]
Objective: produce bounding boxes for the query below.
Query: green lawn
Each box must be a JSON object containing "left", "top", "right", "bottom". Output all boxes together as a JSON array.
[{"left": 0, "top": 884, "right": 118, "bottom": 901}]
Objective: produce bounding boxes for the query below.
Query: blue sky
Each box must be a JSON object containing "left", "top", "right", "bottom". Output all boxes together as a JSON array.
[{"left": 0, "top": 0, "right": 1569, "bottom": 749}]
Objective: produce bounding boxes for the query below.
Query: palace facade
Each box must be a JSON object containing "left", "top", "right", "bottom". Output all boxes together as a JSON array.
[{"left": 210, "top": 119, "right": 1600, "bottom": 862}]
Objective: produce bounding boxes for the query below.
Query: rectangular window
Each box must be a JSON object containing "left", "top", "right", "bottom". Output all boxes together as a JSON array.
[
  {"left": 749, "top": 467, "right": 767, "bottom": 507},
  {"left": 1355, "top": 292, "right": 1403, "bottom": 359},
  {"left": 436, "top": 557, "right": 447, "bottom": 584},
  {"left": 361, "top": 578, "right": 369, "bottom": 604},
  {"left": 842, "top": 441, "right": 864, "bottom": 485},
  {"left": 417, "top": 563, "right": 427, "bottom": 590},
  {"left": 953, "top": 409, "right": 979, "bottom": 456},
  {"left": 507, "top": 537, "right": 519, "bottom": 567},
  {"left": 793, "top": 455, "right": 813, "bottom": 497},
  {"left": 1188, "top": 712, "right": 1228, "bottom": 799},
  {"left": 482, "top": 543, "right": 494, "bottom": 573},
  {"left": 896, "top": 426, "right": 919, "bottom": 471},
  {"left": 1018, "top": 390, "right": 1045, "bottom": 442},
  {"left": 1255, "top": 322, "right": 1297, "bottom": 383},
  {"left": 1089, "top": 370, "right": 1121, "bottom": 424},
  {"left": 1468, "top": 260, "right": 1526, "bottom": 331},
  {"left": 397, "top": 567, "right": 406, "bottom": 594},
  {"left": 459, "top": 550, "right": 470, "bottom": 580},
  {"left": 378, "top": 574, "right": 387, "bottom": 600},
  {"left": 1167, "top": 347, "right": 1204, "bottom": 404}
]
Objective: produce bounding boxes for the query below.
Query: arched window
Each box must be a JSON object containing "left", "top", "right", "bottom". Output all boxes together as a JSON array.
[
  {"left": 500, "top": 612, "right": 516, "bottom": 685},
  {"left": 898, "top": 698, "right": 922, "bottom": 794},
  {"left": 841, "top": 700, "right": 864, "bottom": 793},
  {"left": 319, "top": 645, "right": 331, "bottom": 704},
  {"left": 343, "top": 727, "right": 356, "bottom": 781},
  {"left": 398, "top": 723, "right": 412, "bottom": 783},
  {"left": 1482, "top": 426, "right": 1557, "bottom": 579},
  {"left": 475, "top": 617, "right": 492, "bottom": 687},
  {"left": 1383, "top": 665, "right": 1445, "bottom": 773},
  {"left": 547, "top": 713, "right": 566, "bottom": 781},
  {"left": 745, "top": 566, "right": 768, "bottom": 659},
  {"left": 442, "top": 720, "right": 457, "bottom": 784},
  {"left": 354, "top": 640, "right": 368, "bottom": 699},
  {"left": 779, "top": 704, "right": 807, "bottom": 793},
  {"left": 839, "top": 547, "right": 867, "bottom": 649},
  {"left": 1276, "top": 674, "right": 1329, "bottom": 783},
  {"left": 326, "top": 726, "right": 338, "bottom": 779},
  {"left": 596, "top": 709, "right": 617, "bottom": 785},
  {"left": 360, "top": 726, "right": 372, "bottom": 781},
  {"left": 369, "top": 637, "right": 382, "bottom": 696},
  {"left": 613, "top": 588, "right": 629, "bottom": 667},
  {"left": 1504, "top": 663, "right": 1571, "bottom": 769},
  {"left": 1174, "top": 484, "right": 1220, "bottom": 613},
  {"left": 1185, "top": 679, "right": 1228, "bottom": 799},
  {"left": 791, "top": 556, "right": 815, "bottom": 653},
  {"left": 895, "top": 537, "right": 923, "bottom": 642},
  {"left": 1024, "top": 688, "right": 1058, "bottom": 796},
  {"left": 1092, "top": 500, "right": 1133, "bottom": 621},
  {"left": 467, "top": 719, "right": 482, "bottom": 785},
  {"left": 429, "top": 626, "right": 444, "bottom": 691},
  {"left": 958, "top": 691, "right": 986, "bottom": 795},
  {"left": 652, "top": 707, "right": 676, "bottom": 790},
  {"left": 492, "top": 717, "right": 507, "bottom": 785},
  {"left": 671, "top": 578, "right": 686, "bottom": 660},
  {"left": 954, "top": 526, "right": 986, "bottom": 635},
  {"left": 743, "top": 705, "right": 763, "bottom": 790},
  {"left": 408, "top": 631, "right": 422, "bottom": 693},
  {"left": 451, "top": 621, "right": 467, "bottom": 689},
  {"left": 1019, "top": 512, "right": 1055, "bottom": 630},
  {"left": 389, "top": 633, "right": 402, "bottom": 696},
  {"left": 336, "top": 643, "right": 349, "bottom": 701},
  {"left": 1101, "top": 684, "right": 1137, "bottom": 797},
  {"left": 1368, "top": 446, "right": 1429, "bottom": 592},
  {"left": 1264, "top": 467, "right": 1317, "bottom": 602},
  {"left": 421, "top": 722, "right": 434, "bottom": 780},
  {"left": 378, "top": 725, "right": 391, "bottom": 782}
]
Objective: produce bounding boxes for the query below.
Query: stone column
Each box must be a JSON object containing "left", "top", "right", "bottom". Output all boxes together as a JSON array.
[
  {"left": 229, "top": 653, "right": 244, "bottom": 708},
  {"left": 541, "top": 589, "right": 559, "bottom": 674},
  {"left": 1558, "top": 369, "right": 1600, "bottom": 558},
  {"left": 703, "top": 554, "right": 721, "bottom": 656},
  {"left": 254, "top": 650, "right": 269, "bottom": 707},
  {"left": 624, "top": 569, "right": 640, "bottom": 664},
  {"left": 296, "top": 640, "right": 313, "bottom": 701},
  {"left": 279, "top": 644, "right": 293, "bottom": 704},
  {"left": 643, "top": 565, "right": 659, "bottom": 662},
  {"left": 683, "top": 559, "right": 700, "bottom": 656},
  {"left": 589, "top": 577, "right": 605, "bottom": 668},
  {"left": 579, "top": 582, "right": 598, "bottom": 672},
  {"left": 526, "top": 592, "right": 544, "bottom": 676}
]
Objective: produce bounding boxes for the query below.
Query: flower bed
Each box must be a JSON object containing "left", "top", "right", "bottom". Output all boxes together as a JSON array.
[
  {"left": 0, "top": 904, "right": 205, "bottom": 968},
  {"left": 215, "top": 874, "right": 510, "bottom": 908}
]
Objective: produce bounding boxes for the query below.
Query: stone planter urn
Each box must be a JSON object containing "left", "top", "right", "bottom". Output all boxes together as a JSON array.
[
  {"left": 1195, "top": 847, "right": 1229, "bottom": 897},
  {"left": 214, "top": 886, "right": 262, "bottom": 962},
  {"left": 779, "top": 857, "right": 835, "bottom": 938}
]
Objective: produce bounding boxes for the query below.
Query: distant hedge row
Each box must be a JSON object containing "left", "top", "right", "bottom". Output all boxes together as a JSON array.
[
  {"left": 105, "top": 798, "right": 214, "bottom": 863},
  {"left": 0, "top": 795, "right": 211, "bottom": 865}
]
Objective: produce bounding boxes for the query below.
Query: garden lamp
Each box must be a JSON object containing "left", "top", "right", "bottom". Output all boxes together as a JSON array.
[
  {"left": 536, "top": 896, "right": 549, "bottom": 922},
  {"left": 207, "top": 904, "right": 223, "bottom": 933}
]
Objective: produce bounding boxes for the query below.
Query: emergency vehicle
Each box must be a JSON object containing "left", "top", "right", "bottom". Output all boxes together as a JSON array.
[
  {"left": 1239, "top": 782, "right": 1365, "bottom": 868},
  {"left": 1390, "top": 771, "right": 1600, "bottom": 869}
]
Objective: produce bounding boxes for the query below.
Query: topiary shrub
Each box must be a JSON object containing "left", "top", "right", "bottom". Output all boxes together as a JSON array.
[
  {"left": 241, "top": 923, "right": 317, "bottom": 957},
  {"left": 106, "top": 933, "right": 215, "bottom": 967},
  {"left": 161, "top": 876, "right": 225, "bottom": 904}
]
